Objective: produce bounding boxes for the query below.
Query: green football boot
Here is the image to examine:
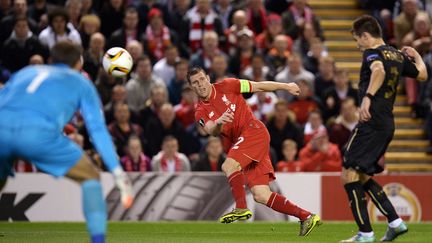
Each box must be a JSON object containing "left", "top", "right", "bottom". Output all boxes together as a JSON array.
[
  {"left": 219, "top": 208, "right": 253, "bottom": 224},
  {"left": 299, "top": 214, "right": 322, "bottom": 236}
]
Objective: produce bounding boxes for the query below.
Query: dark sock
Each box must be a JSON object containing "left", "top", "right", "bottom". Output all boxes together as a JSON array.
[
  {"left": 344, "top": 181, "right": 373, "bottom": 232},
  {"left": 363, "top": 179, "right": 399, "bottom": 222}
]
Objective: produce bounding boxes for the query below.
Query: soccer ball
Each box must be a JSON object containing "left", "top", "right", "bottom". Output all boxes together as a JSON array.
[{"left": 102, "top": 47, "right": 133, "bottom": 77}]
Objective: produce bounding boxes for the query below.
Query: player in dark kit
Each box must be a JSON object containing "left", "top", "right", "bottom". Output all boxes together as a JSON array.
[
  {"left": 340, "top": 16, "right": 427, "bottom": 242},
  {"left": 188, "top": 67, "right": 321, "bottom": 236}
]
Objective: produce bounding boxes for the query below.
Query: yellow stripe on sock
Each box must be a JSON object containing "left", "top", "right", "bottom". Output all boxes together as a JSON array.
[
  {"left": 368, "top": 190, "right": 388, "bottom": 215},
  {"left": 352, "top": 190, "right": 364, "bottom": 225}
]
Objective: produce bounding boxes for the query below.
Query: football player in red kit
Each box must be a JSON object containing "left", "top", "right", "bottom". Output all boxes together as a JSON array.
[{"left": 188, "top": 67, "right": 321, "bottom": 236}]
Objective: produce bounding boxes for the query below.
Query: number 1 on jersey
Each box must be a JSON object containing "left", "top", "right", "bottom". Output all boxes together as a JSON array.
[{"left": 27, "top": 71, "right": 49, "bottom": 93}]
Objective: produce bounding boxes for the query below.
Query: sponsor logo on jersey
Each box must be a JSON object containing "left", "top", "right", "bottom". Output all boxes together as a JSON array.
[
  {"left": 382, "top": 50, "right": 403, "bottom": 62},
  {"left": 367, "top": 183, "right": 421, "bottom": 222},
  {"left": 366, "top": 53, "right": 379, "bottom": 62}
]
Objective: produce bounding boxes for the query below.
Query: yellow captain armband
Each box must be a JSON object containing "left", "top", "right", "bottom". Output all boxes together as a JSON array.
[{"left": 239, "top": 79, "right": 251, "bottom": 93}]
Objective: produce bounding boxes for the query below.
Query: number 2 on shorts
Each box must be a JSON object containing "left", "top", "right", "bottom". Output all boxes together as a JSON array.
[{"left": 232, "top": 136, "right": 244, "bottom": 150}]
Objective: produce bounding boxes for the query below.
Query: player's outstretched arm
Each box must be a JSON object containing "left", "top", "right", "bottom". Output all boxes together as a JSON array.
[
  {"left": 401, "top": 46, "right": 428, "bottom": 81},
  {"left": 80, "top": 78, "right": 133, "bottom": 208},
  {"left": 249, "top": 80, "right": 300, "bottom": 96}
]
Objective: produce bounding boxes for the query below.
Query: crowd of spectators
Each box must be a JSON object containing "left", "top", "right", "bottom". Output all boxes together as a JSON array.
[{"left": 1, "top": 0, "right": 431, "bottom": 173}]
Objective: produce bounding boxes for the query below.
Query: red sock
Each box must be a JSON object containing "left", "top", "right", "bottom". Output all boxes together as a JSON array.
[
  {"left": 228, "top": 171, "right": 247, "bottom": 209},
  {"left": 266, "top": 192, "right": 311, "bottom": 221}
]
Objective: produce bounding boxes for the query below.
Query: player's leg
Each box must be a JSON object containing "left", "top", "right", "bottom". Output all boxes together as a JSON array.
[
  {"left": 360, "top": 174, "right": 408, "bottom": 241},
  {"left": 27, "top": 132, "right": 107, "bottom": 243},
  {"left": 219, "top": 128, "right": 270, "bottom": 224},
  {"left": 340, "top": 126, "right": 386, "bottom": 242},
  {"left": 219, "top": 157, "right": 252, "bottom": 223},
  {"left": 250, "top": 180, "right": 320, "bottom": 236},
  {"left": 221, "top": 157, "right": 247, "bottom": 209},
  {"left": 251, "top": 184, "right": 311, "bottom": 221},
  {"left": 340, "top": 168, "right": 375, "bottom": 242},
  {"left": 357, "top": 129, "right": 407, "bottom": 242},
  {"left": 65, "top": 154, "right": 106, "bottom": 243}
]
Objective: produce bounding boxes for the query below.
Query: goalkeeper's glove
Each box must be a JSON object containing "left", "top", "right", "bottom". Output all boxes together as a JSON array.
[{"left": 112, "top": 166, "right": 133, "bottom": 209}]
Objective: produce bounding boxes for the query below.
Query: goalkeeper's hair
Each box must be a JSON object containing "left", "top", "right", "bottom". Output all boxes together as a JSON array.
[{"left": 51, "top": 41, "right": 82, "bottom": 67}]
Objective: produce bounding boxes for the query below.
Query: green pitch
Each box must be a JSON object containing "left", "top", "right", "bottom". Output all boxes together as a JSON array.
[{"left": 1, "top": 222, "right": 431, "bottom": 243}]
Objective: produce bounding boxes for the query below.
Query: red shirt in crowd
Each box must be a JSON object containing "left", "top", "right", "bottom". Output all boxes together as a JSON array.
[
  {"left": 297, "top": 142, "right": 342, "bottom": 172},
  {"left": 175, "top": 100, "right": 196, "bottom": 128}
]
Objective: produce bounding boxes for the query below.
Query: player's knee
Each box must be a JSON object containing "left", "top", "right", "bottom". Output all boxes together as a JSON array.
[
  {"left": 76, "top": 169, "right": 100, "bottom": 184},
  {"left": 341, "top": 168, "right": 360, "bottom": 185},
  {"left": 79, "top": 161, "right": 100, "bottom": 182},
  {"left": 252, "top": 191, "right": 269, "bottom": 204},
  {"left": 251, "top": 186, "right": 272, "bottom": 204},
  {"left": 340, "top": 174, "right": 349, "bottom": 185},
  {"left": 359, "top": 174, "right": 371, "bottom": 184},
  {"left": 341, "top": 174, "right": 352, "bottom": 185},
  {"left": 88, "top": 168, "right": 100, "bottom": 181},
  {"left": 221, "top": 162, "right": 231, "bottom": 175},
  {"left": 221, "top": 158, "right": 241, "bottom": 176},
  {"left": 66, "top": 155, "right": 100, "bottom": 183}
]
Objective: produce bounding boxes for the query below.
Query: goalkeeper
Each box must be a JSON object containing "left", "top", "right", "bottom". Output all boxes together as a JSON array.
[{"left": 0, "top": 42, "right": 133, "bottom": 243}]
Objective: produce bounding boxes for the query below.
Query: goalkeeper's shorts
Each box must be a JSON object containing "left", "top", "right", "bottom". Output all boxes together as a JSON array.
[{"left": 0, "top": 114, "right": 82, "bottom": 178}]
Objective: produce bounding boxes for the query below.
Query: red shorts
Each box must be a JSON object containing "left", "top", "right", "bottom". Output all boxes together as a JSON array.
[{"left": 227, "top": 122, "right": 275, "bottom": 188}]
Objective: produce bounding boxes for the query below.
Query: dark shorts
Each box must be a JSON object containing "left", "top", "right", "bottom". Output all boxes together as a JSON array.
[{"left": 343, "top": 124, "right": 394, "bottom": 175}]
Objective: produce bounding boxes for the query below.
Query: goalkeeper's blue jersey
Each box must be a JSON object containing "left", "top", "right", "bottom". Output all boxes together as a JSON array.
[{"left": 0, "top": 64, "right": 119, "bottom": 172}]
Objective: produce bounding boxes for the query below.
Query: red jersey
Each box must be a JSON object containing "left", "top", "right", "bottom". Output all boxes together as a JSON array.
[
  {"left": 195, "top": 78, "right": 275, "bottom": 187},
  {"left": 195, "top": 78, "right": 262, "bottom": 147}
]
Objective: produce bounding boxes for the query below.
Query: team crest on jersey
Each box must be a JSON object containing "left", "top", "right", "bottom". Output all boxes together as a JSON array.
[
  {"left": 222, "top": 94, "right": 230, "bottom": 105},
  {"left": 209, "top": 111, "right": 214, "bottom": 118}
]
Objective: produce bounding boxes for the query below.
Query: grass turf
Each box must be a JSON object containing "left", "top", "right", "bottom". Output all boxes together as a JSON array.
[{"left": 0, "top": 222, "right": 431, "bottom": 243}]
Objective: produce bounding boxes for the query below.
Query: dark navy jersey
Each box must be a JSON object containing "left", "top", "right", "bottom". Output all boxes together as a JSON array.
[{"left": 359, "top": 45, "right": 419, "bottom": 129}]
